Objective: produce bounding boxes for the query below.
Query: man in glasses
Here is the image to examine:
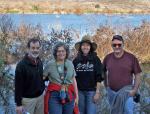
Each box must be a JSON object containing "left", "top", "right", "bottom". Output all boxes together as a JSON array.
[
  {"left": 15, "top": 38, "right": 45, "bottom": 114},
  {"left": 103, "top": 35, "right": 142, "bottom": 114}
]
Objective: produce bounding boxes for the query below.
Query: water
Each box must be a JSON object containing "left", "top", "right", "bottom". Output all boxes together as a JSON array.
[
  {"left": 0, "top": 14, "right": 150, "bottom": 35},
  {"left": 0, "top": 14, "right": 150, "bottom": 114}
]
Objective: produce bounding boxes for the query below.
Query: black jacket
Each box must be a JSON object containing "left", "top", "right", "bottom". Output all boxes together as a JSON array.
[
  {"left": 73, "top": 53, "right": 103, "bottom": 91},
  {"left": 15, "top": 54, "right": 45, "bottom": 106}
]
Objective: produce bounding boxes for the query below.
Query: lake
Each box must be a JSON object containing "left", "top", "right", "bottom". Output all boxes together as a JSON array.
[{"left": 1, "top": 14, "right": 150, "bottom": 36}]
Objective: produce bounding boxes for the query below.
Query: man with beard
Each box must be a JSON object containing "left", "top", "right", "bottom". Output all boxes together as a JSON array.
[{"left": 15, "top": 38, "right": 45, "bottom": 114}]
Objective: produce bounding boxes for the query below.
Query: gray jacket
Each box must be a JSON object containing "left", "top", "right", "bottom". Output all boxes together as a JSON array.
[{"left": 107, "top": 85, "right": 132, "bottom": 114}]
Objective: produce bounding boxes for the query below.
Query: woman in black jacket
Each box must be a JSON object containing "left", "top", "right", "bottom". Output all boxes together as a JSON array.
[{"left": 73, "top": 35, "right": 103, "bottom": 114}]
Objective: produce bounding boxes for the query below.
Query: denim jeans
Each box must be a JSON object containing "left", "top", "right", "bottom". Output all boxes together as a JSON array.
[
  {"left": 78, "top": 90, "right": 96, "bottom": 114},
  {"left": 124, "top": 97, "right": 134, "bottom": 114},
  {"left": 107, "top": 88, "right": 134, "bottom": 114},
  {"left": 48, "top": 91, "right": 74, "bottom": 114}
]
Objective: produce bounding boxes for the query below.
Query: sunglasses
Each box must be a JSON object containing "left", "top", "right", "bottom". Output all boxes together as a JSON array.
[{"left": 112, "top": 43, "right": 123, "bottom": 47}]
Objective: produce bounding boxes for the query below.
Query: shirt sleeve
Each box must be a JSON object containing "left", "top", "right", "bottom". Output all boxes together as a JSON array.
[
  {"left": 43, "top": 62, "right": 51, "bottom": 78},
  {"left": 95, "top": 56, "right": 103, "bottom": 82},
  {"left": 132, "top": 56, "right": 142, "bottom": 75},
  {"left": 71, "top": 61, "right": 77, "bottom": 77},
  {"left": 103, "top": 56, "right": 107, "bottom": 73},
  {"left": 73, "top": 68, "right": 77, "bottom": 77},
  {"left": 15, "top": 63, "right": 24, "bottom": 106}
]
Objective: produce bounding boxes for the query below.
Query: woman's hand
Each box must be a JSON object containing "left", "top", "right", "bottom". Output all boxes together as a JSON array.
[
  {"left": 93, "top": 92, "right": 101, "bottom": 104},
  {"left": 75, "top": 96, "right": 79, "bottom": 105}
]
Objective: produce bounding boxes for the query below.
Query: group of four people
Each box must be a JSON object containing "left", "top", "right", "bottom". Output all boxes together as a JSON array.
[{"left": 15, "top": 34, "right": 142, "bottom": 114}]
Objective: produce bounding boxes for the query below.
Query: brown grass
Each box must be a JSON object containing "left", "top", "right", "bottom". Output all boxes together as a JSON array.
[
  {"left": 93, "top": 22, "right": 150, "bottom": 64},
  {"left": 0, "top": 0, "right": 150, "bottom": 14}
]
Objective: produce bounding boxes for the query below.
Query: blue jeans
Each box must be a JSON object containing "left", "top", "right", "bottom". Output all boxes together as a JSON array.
[
  {"left": 107, "top": 88, "right": 134, "bottom": 114},
  {"left": 48, "top": 91, "right": 74, "bottom": 114},
  {"left": 78, "top": 90, "right": 96, "bottom": 114},
  {"left": 124, "top": 97, "right": 134, "bottom": 114}
]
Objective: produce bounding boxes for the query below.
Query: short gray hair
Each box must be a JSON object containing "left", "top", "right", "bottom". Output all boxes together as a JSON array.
[{"left": 53, "top": 42, "right": 69, "bottom": 59}]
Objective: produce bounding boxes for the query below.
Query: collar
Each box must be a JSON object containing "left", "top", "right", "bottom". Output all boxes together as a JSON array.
[
  {"left": 24, "top": 54, "right": 40, "bottom": 66},
  {"left": 77, "top": 52, "right": 97, "bottom": 62}
]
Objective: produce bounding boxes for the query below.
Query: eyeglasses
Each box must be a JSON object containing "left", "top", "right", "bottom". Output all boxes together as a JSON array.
[
  {"left": 112, "top": 43, "right": 122, "bottom": 48},
  {"left": 57, "top": 50, "right": 66, "bottom": 53}
]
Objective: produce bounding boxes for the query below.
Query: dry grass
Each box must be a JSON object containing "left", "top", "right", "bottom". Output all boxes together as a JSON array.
[
  {"left": 0, "top": 0, "right": 150, "bottom": 14},
  {"left": 141, "top": 63, "right": 150, "bottom": 73},
  {"left": 93, "top": 21, "right": 150, "bottom": 64}
]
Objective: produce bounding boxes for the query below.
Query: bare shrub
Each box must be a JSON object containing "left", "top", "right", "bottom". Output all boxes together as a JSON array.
[
  {"left": 123, "top": 21, "right": 150, "bottom": 63},
  {"left": 93, "top": 25, "right": 115, "bottom": 59}
]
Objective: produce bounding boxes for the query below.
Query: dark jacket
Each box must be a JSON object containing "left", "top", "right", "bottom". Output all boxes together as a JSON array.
[
  {"left": 73, "top": 52, "right": 103, "bottom": 91},
  {"left": 15, "top": 54, "right": 45, "bottom": 106}
]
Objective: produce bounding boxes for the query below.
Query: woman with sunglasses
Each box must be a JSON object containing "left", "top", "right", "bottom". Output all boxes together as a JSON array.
[{"left": 73, "top": 35, "right": 103, "bottom": 114}]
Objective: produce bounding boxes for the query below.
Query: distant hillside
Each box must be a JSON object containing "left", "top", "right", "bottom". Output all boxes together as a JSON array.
[
  {"left": 5, "top": 0, "right": 150, "bottom": 2},
  {"left": 0, "top": 0, "right": 150, "bottom": 14},
  {"left": 1, "top": 0, "right": 150, "bottom": 1}
]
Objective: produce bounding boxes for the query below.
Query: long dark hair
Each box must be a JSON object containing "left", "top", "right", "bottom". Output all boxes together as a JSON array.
[{"left": 76, "top": 42, "right": 97, "bottom": 60}]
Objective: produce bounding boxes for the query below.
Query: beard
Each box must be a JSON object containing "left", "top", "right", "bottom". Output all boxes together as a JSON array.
[{"left": 28, "top": 52, "right": 39, "bottom": 59}]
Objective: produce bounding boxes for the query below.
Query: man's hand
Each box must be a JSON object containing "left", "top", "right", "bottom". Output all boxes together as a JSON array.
[
  {"left": 16, "top": 106, "right": 24, "bottom": 114},
  {"left": 129, "top": 89, "right": 136, "bottom": 97},
  {"left": 93, "top": 93, "right": 101, "bottom": 104}
]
